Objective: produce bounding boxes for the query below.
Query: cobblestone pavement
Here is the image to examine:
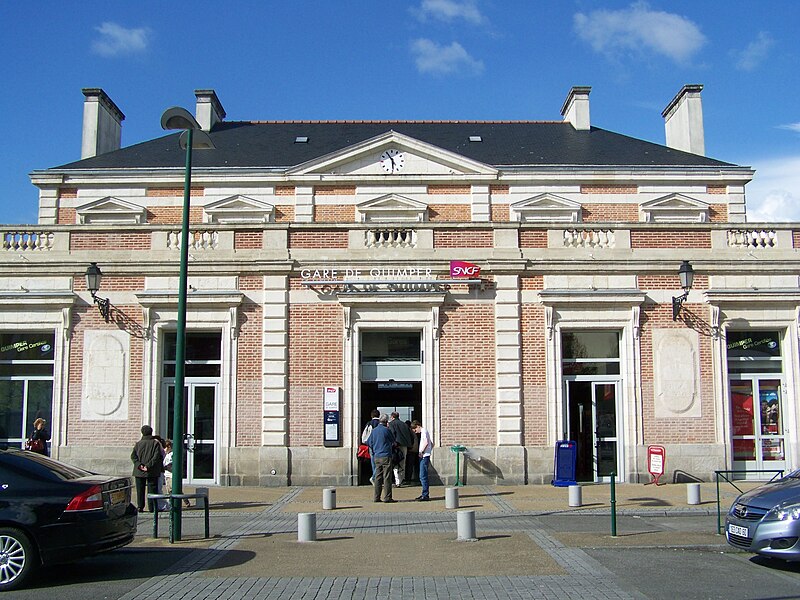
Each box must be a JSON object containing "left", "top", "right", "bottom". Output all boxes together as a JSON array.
[{"left": 119, "top": 483, "right": 743, "bottom": 599}]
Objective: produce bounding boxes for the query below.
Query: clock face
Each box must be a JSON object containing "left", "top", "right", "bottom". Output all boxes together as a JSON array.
[{"left": 379, "top": 148, "right": 405, "bottom": 173}]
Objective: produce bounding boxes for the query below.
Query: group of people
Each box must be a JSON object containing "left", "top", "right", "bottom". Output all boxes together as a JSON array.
[
  {"left": 362, "top": 410, "right": 433, "bottom": 503},
  {"left": 130, "top": 425, "right": 189, "bottom": 512}
]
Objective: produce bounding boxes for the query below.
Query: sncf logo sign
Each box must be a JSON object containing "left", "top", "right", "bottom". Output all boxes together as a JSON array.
[{"left": 450, "top": 261, "right": 480, "bottom": 278}]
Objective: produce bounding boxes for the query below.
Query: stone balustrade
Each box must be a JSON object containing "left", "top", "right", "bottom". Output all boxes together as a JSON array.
[
  {"left": 166, "top": 229, "right": 219, "bottom": 250},
  {"left": 562, "top": 228, "right": 616, "bottom": 248},
  {"left": 365, "top": 227, "right": 416, "bottom": 248},
  {"left": 3, "top": 231, "right": 55, "bottom": 251},
  {"left": 727, "top": 229, "right": 777, "bottom": 249}
]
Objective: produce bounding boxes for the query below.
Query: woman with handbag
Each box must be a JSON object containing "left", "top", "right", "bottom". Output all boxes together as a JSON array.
[{"left": 26, "top": 418, "right": 50, "bottom": 456}]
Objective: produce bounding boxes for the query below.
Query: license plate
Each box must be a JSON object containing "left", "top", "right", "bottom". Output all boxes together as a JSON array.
[
  {"left": 110, "top": 489, "right": 126, "bottom": 505},
  {"left": 728, "top": 523, "right": 748, "bottom": 537}
]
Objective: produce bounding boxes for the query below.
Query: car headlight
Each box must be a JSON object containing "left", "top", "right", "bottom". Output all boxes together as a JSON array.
[{"left": 764, "top": 501, "right": 800, "bottom": 522}]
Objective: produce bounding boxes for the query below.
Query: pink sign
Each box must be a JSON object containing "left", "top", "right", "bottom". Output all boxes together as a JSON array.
[
  {"left": 450, "top": 260, "right": 480, "bottom": 278},
  {"left": 646, "top": 445, "right": 666, "bottom": 485}
]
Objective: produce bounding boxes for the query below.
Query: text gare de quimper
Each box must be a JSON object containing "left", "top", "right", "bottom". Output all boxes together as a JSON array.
[{"left": 300, "top": 268, "right": 435, "bottom": 280}]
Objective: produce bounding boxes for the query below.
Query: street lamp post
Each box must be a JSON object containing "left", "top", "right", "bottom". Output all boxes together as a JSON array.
[{"left": 160, "top": 107, "right": 215, "bottom": 540}]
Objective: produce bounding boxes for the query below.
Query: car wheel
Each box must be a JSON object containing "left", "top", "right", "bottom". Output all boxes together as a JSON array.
[{"left": 0, "top": 528, "right": 36, "bottom": 591}]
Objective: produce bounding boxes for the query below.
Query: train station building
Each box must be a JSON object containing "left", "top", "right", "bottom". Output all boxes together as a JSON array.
[{"left": 1, "top": 84, "right": 796, "bottom": 486}]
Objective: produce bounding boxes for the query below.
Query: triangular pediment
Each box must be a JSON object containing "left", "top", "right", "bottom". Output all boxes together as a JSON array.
[
  {"left": 640, "top": 194, "right": 709, "bottom": 223},
  {"left": 76, "top": 197, "right": 147, "bottom": 224},
  {"left": 287, "top": 131, "right": 497, "bottom": 177},
  {"left": 356, "top": 194, "right": 428, "bottom": 223},
  {"left": 204, "top": 195, "right": 275, "bottom": 224},
  {"left": 510, "top": 194, "right": 581, "bottom": 223}
]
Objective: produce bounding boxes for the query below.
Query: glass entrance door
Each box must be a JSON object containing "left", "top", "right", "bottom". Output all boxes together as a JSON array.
[
  {"left": 163, "top": 382, "right": 217, "bottom": 484},
  {"left": 730, "top": 377, "right": 785, "bottom": 475},
  {"left": 565, "top": 380, "right": 619, "bottom": 482}
]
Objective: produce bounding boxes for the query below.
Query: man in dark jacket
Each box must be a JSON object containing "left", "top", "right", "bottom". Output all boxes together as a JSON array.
[
  {"left": 387, "top": 412, "right": 414, "bottom": 487},
  {"left": 131, "top": 425, "right": 164, "bottom": 512},
  {"left": 366, "top": 414, "right": 396, "bottom": 503}
]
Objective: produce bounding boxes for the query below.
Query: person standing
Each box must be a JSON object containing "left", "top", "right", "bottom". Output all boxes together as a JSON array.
[
  {"left": 411, "top": 420, "right": 432, "bottom": 501},
  {"left": 361, "top": 409, "right": 381, "bottom": 483},
  {"left": 366, "top": 414, "right": 396, "bottom": 503},
  {"left": 28, "top": 418, "right": 51, "bottom": 456},
  {"left": 131, "top": 425, "right": 164, "bottom": 513},
  {"left": 387, "top": 412, "right": 413, "bottom": 487}
]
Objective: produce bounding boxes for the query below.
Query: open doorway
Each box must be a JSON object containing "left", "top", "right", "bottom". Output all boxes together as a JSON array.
[{"left": 358, "top": 381, "right": 422, "bottom": 485}]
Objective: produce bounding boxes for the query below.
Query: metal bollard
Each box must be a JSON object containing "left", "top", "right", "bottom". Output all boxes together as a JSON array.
[
  {"left": 322, "top": 487, "right": 336, "bottom": 510},
  {"left": 568, "top": 484, "right": 582, "bottom": 507},
  {"left": 445, "top": 487, "right": 459, "bottom": 509},
  {"left": 457, "top": 510, "right": 477, "bottom": 541},
  {"left": 687, "top": 482, "right": 701, "bottom": 505},
  {"left": 194, "top": 487, "right": 209, "bottom": 507},
  {"left": 298, "top": 512, "right": 317, "bottom": 542}
]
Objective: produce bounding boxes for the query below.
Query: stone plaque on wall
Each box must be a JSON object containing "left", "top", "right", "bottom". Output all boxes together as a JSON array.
[
  {"left": 652, "top": 329, "right": 701, "bottom": 418},
  {"left": 81, "top": 330, "right": 129, "bottom": 421}
]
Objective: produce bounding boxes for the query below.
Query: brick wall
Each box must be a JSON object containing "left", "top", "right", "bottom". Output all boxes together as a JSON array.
[
  {"left": 638, "top": 274, "right": 708, "bottom": 290},
  {"left": 490, "top": 185, "right": 509, "bottom": 195},
  {"left": 581, "top": 185, "right": 637, "bottom": 194},
  {"left": 315, "top": 205, "right": 356, "bottom": 222},
  {"left": 276, "top": 205, "right": 295, "bottom": 222},
  {"left": 59, "top": 188, "right": 78, "bottom": 198},
  {"left": 520, "top": 276, "right": 544, "bottom": 290},
  {"left": 429, "top": 204, "right": 471, "bottom": 222},
  {"left": 639, "top": 304, "right": 715, "bottom": 444},
  {"left": 147, "top": 206, "right": 204, "bottom": 224},
  {"left": 288, "top": 230, "right": 348, "bottom": 249},
  {"left": 275, "top": 186, "right": 295, "bottom": 196},
  {"left": 433, "top": 229, "right": 493, "bottom": 248},
  {"left": 490, "top": 204, "right": 509, "bottom": 222},
  {"left": 234, "top": 231, "right": 263, "bottom": 250},
  {"left": 631, "top": 230, "right": 712, "bottom": 249},
  {"left": 428, "top": 185, "right": 470, "bottom": 195},
  {"left": 314, "top": 185, "right": 356, "bottom": 196},
  {"left": 706, "top": 185, "right": 726, "bottom": 194},
  {"left": 73, "top": 275, "right": 145, "bottom": 292},
  {"left": 57, "top": 208, "right": 77, "bottom": 224},
  {"left": 67, "top": 307, "right": 145, "bottom": 446},
  {"left": 709, "top": 204, "right": 728, "bottom": 222},
  {"left": 521, "top": 304, "right": 547, "bottom": 446},
  {"left": 288, "top": 304, "right": 343, "bottom": 446},
  {"left": 238, "top": 275, "right": 263, "bottom": 291},
  {"left": 519, "top": 230, "right": 547, "bottom": 248},
  {"left": 438, "top": 301, "right": 496, "bottom": 446},
  {"left": 146, "top": 187, "right": 204, "bottom": 197},
  {"left": 70, "top": 232, "right": 151, "bottom": 251},
  {"left": 236, "top": 301, "right": 263, "bottom": 446},
  {"left": 581, "top": 203, "right": 639, "bottom": 222}
]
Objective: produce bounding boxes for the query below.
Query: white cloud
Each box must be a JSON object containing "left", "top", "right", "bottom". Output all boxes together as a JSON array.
[
  {"left": 91, "top": 22, "right": 150, "bottom": 57},
  {"left": 778, "top": 122, "right": 800, "bottom": 133},
  {"left": 411, "top": 38, "right": 484, "bottom": 75},
  {"left": 414, "top": 0, "right": 485, "bottom": 24},
  {"left": 734, "top": 32, "right": 774, "bottom": 71},
  {"left": 573, "top": 2, "right": 706, "bottom": 64},
  {"left": 744, "top": 155, "right": 800, "bottom": 222}
]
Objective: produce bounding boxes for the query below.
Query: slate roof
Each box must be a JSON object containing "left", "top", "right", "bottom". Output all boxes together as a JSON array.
[{"left": 51, "top": 121, "right": 735, "bottom": 171}]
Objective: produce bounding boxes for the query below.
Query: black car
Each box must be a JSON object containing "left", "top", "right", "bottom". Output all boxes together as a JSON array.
[{"left": 0, "top": 448, "right": 137, "bottom": 591}]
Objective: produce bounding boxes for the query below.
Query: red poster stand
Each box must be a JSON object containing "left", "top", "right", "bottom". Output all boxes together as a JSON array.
[{"left": 645, "top": 445, "right": 666, "bottom": 486}]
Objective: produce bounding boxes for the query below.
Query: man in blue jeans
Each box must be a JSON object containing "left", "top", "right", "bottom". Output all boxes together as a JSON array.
[
  {"left": 366, "top": 414, "right": 396, "bottom": 503},
  {"left": 411, "top": 420, "right": 432, "bottom": 501}
]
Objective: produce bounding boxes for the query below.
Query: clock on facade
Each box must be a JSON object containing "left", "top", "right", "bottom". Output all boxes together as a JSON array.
[{"left": 379, "top": 148, "right": 405, "bottom": 173}]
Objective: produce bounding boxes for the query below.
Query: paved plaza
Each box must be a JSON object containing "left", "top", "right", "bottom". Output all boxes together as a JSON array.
[{"left": 112, "top": 482, "right": 763, "bottom": 599}]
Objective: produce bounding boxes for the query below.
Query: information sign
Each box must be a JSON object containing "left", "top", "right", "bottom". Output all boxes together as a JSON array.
[
  {"left": 552, "top": 440, "right": 577, "bottom": 487},
  {"left": 323, "top": 386, "right": 341, "bottom": 447},
  {"left": 645, "top": 445, "right": 666, "bottom": 485}
]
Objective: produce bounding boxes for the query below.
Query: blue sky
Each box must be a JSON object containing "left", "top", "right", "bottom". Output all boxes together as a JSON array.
[{"left": 1, "top": 1, "right": 798, "bottom": 224}]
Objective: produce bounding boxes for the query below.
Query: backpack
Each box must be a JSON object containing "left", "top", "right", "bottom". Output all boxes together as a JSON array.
[{"left": 361, "top": 422, "right": 373, "bottom": 443}]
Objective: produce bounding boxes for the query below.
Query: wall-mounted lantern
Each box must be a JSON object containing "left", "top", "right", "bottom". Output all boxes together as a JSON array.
[
  {"left": 85, "top": 262, "right": 111, "bottom": 322},
  {"left": 671, "top": 260, "right": 694, "bottom": 321}
]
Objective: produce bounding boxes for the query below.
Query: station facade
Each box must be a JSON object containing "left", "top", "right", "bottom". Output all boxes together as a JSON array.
[{"left": 1, "top": 85, "right": 798, "bottom": 486}]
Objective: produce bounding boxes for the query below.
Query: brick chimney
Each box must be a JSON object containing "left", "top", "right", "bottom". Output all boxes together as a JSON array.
[
  {"left": 195, "top": 89, "right": 226, "bottom": 131},
  {"left": 560, "top": 86, "right": 591, "bottom": 131},
  {"left": 81, "top": 88, "right": 125, "bottom": 159},
  {"left": 662, "top": 84, "right": 705, "bottom": 156}
]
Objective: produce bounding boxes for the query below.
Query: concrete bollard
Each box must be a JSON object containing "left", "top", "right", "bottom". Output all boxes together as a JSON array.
[
  {"left": 298, "top": 512, "right": 317, "bottom": 542},
  {"left": 194, "top": 487, "right": 209, "bottom": 507},
  {"left": 457, "top": 510, "right": 477, "bottom": 541},
  {"left": 445, "top": 487, "right": 459, "bottom": 509},
  {"left": 687, "top": 482, "right": 701, "bottom": 505},
  {"left": 322, "top": 487, "right": 336, "bottom": 510},
  {"left": 568, "top": 484, "right": 582, "bottom": 507}
]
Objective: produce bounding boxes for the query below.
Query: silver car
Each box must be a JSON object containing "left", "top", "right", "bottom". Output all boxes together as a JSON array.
[{"left": 726, "top": 469, "right": 800, "bottom": 561}]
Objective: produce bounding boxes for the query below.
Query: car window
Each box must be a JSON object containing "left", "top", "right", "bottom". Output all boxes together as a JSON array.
[{"left": 0, "top": 449, "right": 94, "bottom": 480}]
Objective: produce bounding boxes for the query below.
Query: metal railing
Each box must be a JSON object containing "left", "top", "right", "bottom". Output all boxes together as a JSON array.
[{"left": 714, "top": 469, "right": 783, "bottom": 534}]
